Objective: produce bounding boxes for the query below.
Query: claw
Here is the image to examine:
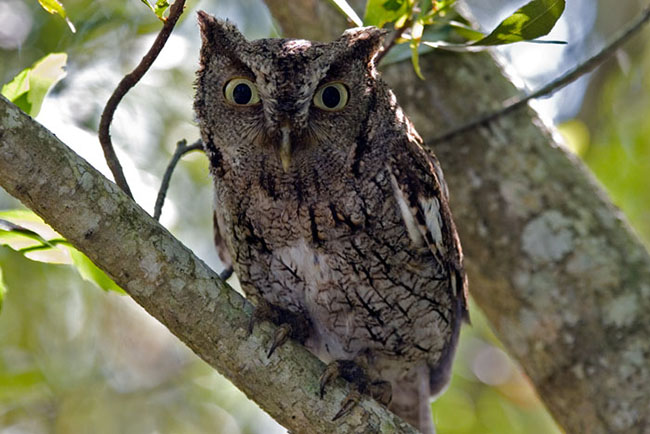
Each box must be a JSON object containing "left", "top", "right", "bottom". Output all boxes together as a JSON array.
[
  {"left": 267, "top": 323, "right": 292, "bottom": 358},
  {"left": 319, "top": 362, "right": 340, "bottom": 398},
  {"left": 332, "top": 389, "right": 361, "bottom": 421}
]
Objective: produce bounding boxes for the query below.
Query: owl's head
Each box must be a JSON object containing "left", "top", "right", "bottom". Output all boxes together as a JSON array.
[{"left": 194, "top": 11, "right": 386, "bottom": 176}]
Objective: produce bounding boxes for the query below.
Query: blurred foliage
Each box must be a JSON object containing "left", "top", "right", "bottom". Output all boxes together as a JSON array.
[
  {"left": 560, "top": 27, "right": 650, "bottom": 246},
  {"left": 0, "top": 0, "right": 648, "bottom": 433},
  {"left": 0, "top": 53, "right": 67, "bottom": 116},
  {"left": 37, "top": 0, "right": 76, "bottom": 32}
]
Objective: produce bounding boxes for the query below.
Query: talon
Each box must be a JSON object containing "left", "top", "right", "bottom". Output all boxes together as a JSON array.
[
  {"left": 319, "top": 361, "right": 341, "bottom": 398},
  {"left": 332, "top": 389, "right": 361, "bottom": 421},
  {"left": 267, "top": 323, "right": 292, "bottom": 358},
  {"left": 246, "top": 314, "right": 256, "bottom": 336}
]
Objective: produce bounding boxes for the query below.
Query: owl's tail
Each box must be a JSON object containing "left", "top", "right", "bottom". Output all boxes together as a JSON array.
[
  {"left": 388, "top": 363, "right": 437, "bottom": 434},
  {"left": 388, "top": 329, "right": 459, "bottom": 434}
]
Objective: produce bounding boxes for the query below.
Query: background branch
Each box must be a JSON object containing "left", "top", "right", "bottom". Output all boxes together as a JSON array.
[
  {"left": 153, "top": 138, "right": 203, "bottom": 221},
  {"left": 265, "top": 1, "right": 650, "bottom": 433},
  {"left": 431, "top": 4, "right": 650, "bottom": 144},
  {"left": 0, "top": 95, "right": 417, "bottom": 434},
  {"left": 98, "top": 0, "right": 187, "bottom": 198}
]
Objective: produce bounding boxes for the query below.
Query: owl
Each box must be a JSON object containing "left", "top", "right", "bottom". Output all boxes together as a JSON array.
[{"left": 194, "top": 11, "right": 469, "bottom": 434}]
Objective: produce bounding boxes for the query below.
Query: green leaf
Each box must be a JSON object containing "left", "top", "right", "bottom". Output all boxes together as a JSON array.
[
  {"left": 68, "top": 247, "right": 125, "bottom": 294},
  {"left": 140, "top": 0, "right": 170, "bottom": 20},
  {"left": 364, "top": 0, "right": 410, "bottom": 27},
  {"left": 1, "top": 53, "right": 67, "bottom": 117},
  {"left": 475, "top": 0, "right": 565, "bottom": 46},
  {"left": 0, "top": 210, "right": 70, "bottom": 264},
  {"left": 327, "top": 0, "right": 363, "bottom": 27},
  {"left": 410, "top": 19, "right": 425, "bottom": 79},
  {"left": 449, "top": 21, "right": 485, "bottom": 41},
  {"left": 154, "top": 0, "right": 170, "bottom": 19},
  {"left": 0, "top": 211, "right": 122, "bottom": 294},
  {"left": 37, "top": 0, "right": 76, "bottom": 32},
  {"left": 0, "top": 267, "right": 6, "bottom": 313}
]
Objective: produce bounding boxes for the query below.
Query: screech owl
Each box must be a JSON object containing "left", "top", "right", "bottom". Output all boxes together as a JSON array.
[{"left": 194, "top": 11, "right": 469, "bottom": 434}]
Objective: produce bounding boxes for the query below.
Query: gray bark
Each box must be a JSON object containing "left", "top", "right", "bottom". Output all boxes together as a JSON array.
[
  {"left": 262, "top": 2, "right": 650, "bottom": 433},
  {"left": 0, "top": 95, "right": 417, "bottom": 433}
]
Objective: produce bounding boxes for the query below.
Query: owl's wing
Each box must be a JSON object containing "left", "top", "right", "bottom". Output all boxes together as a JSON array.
[{"left": 387, "top": 138, "right": 470, "bottom": 323}]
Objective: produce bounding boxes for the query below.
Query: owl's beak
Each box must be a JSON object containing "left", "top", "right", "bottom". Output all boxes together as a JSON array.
[{"left": 279, "top": 123, "right": 292, "bottom": 172}]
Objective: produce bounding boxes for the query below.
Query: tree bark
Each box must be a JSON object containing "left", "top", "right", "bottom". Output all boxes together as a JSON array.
[
  {"left": 0, "top": 95, "right": 417, "bottom": 433},
  {"left": 264, "top": 2, "right": 650, "bottom": 433}
]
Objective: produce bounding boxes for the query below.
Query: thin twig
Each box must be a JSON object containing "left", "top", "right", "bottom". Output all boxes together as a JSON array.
[
  {"left": 153, "top": 139, "right": 203, "bottom": 221},
  {"left": 430, "top": 4, "right": 650, "bottom": 145},
  {"left": 98, "top": 0, "right": 187, "bottom": 198},
  {"left": 375, "top": 19, "right": 411, "bottom": 65}
]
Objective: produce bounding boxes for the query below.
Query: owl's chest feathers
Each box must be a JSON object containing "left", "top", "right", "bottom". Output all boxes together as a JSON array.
[{"left": 216, "top": 162, "right": 453, "bottom": 361}]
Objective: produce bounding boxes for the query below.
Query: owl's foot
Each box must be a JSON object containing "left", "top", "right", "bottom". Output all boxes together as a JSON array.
[
  {"left": 319, "top": 359, "right": 392, "bottom": 420},
  {"left": 267, "top": 323, "right": 291, "bottom": 358},
  {"left": 247, "top": 299, "right": 310, "bottom": 358}
]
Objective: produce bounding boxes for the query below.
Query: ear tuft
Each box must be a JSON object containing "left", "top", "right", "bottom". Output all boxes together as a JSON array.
[
  {"left": 338, "top": 26, "right": 388, "bottom": 62},
  {"left": 197, "top": 11, "right": 248, "bottom": 62}
]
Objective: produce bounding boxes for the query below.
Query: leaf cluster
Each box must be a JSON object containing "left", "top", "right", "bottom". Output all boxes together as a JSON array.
[{"left": 331, "top": 0, "right": 566, "bottom": 77}]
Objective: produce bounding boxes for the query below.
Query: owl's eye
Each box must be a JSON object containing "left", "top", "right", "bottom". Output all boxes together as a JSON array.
[
  {"left": 224, "top": 78, "right": 260, "bottom": 106},
  {"left": 313, "top": 82, "right": 348, "bottom": 111}
]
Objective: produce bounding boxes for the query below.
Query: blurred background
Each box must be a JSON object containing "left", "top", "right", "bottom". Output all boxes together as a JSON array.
[{"left": 0, "top": 0, "right": 648, "bottom": 432}]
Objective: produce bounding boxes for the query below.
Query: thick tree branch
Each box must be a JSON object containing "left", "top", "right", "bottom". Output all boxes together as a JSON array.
[
  {"left": 0, "top": 96, "right": 417, "bottom": 433},
  {"left": 265, "top": 2, "right": 650, "bottom": 433}
]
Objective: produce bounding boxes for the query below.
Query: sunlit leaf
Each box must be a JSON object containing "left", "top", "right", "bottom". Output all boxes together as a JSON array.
[
  {"left": 410, "top": 19, "right": 425, "bottom": 79},
  {"left": 364, "top": 0, "right": 410, "bottom": 27},
  {"left": 327, "top": 0, "right": 363, "bottom": 27},
  {"left": 0, "top": 211, "right": 122, "bottom": 293},
  {"left": 37, "top": 0, "right": 76, "bottom": 32},
  {"left": 154, "top": 0, "right": 170, "bottom": 19},
  {"left": 0, "top": 210, "right": 70, "bottom": 264},
  {"left": 475, "top": 0, "right": 565, "bottom": 45},
  {"left": 1, "top": 53, "right": 67, "bottom": 117},
  {"left": 449, "top": 21, "right": 485, "bottom": 41},
  {"left": 422, "top": 0, "right": 566, "bottom": 51},
  {"left": 140, "top": 0, "right": 170, "bottom": 20},
  {"left": 68, "top": 247, "right": 125, "bottom": 294}
]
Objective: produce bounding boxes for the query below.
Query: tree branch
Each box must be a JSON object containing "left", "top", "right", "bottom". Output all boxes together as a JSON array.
[
  {"left": 430, "top": 4, "right": 650, "bottom": 145},
  {"left": 265, "top": 2, "right": 650, "bottom": 433},
  {"left": 0, "top": 95, "right": 417, "bottom": 433},
  {"left": 98, "top": 0, "right": 187, "bottom": 198},
  {"left": 153, "top": 138, "right": 203, "bottom": 221}
]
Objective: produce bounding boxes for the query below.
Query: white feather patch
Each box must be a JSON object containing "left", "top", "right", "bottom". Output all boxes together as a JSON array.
[
  {"left": 419, "top": 196, "right": 445, "bottom": 254},
  {"left": 389, "top": 169, "right": 424, "bottom": 247}
]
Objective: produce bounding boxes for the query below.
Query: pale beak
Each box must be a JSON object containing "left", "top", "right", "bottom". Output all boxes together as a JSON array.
[{"left": 279, "top": 123, "right": 292, "bottom": 172}]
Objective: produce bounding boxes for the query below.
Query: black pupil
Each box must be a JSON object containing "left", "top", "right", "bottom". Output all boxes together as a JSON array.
[
  {"left": 322, "top": 86, "right": 341, "bottom": 108},
  {"left": 233, "top": 83, "right": 252, "bottom": 104}
]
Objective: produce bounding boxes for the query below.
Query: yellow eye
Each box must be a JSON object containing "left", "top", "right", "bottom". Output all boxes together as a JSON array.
[
  {"left": 224, "top": 78, "right": 260, "bottom": 106},
  {"left": 313, "top": 82, "right": 348, "bottom": 111}
]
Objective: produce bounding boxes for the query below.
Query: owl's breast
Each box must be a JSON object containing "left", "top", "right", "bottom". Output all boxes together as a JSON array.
[{"left": 216, "top": 163, "right": 456, "bottom": 365}]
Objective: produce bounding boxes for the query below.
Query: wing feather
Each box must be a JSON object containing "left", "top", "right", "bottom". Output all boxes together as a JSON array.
[{"left": 388, "top": 138, "right": 469, "bottom": 322}]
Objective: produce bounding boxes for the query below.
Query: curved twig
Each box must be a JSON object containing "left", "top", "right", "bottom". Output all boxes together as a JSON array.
[
  {"left": 430, "top": 4, "right": 650, "bottom": 145},
  {"left": 98, "top": 0, "right": 187, "bottom": 198},
  {"left": 153, "top": 139, "right": 203, "bottom": 221}
]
